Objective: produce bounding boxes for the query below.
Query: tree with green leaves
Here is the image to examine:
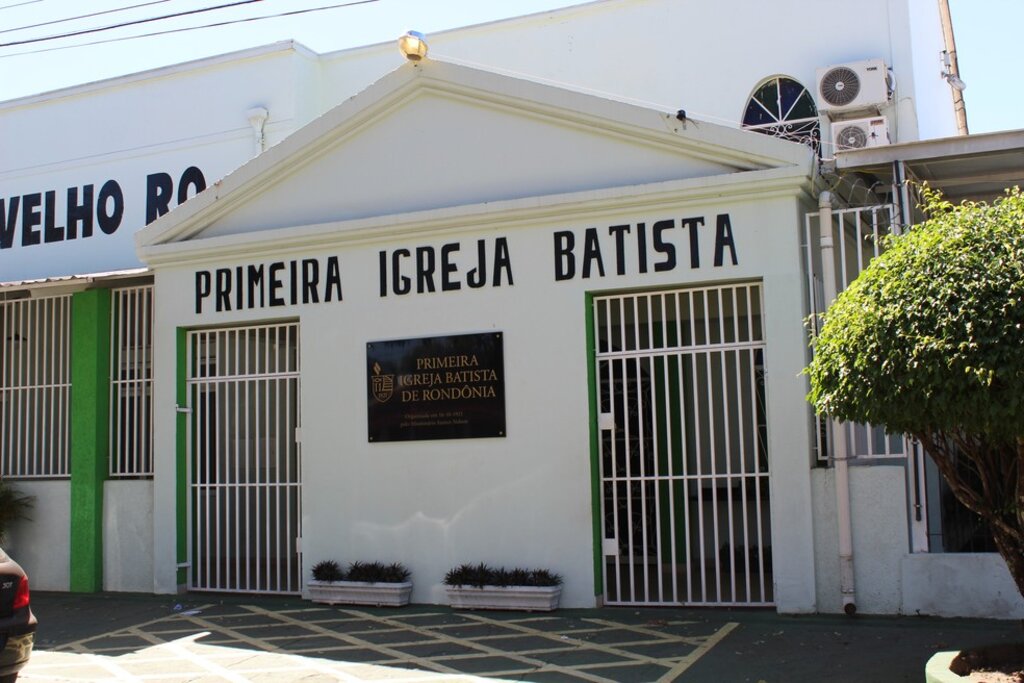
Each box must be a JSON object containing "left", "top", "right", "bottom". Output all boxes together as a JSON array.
[{"left": 807, "top": 186, "right": 1024, "bottom": 597}]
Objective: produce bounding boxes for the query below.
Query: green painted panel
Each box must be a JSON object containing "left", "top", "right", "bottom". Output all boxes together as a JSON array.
[
  {"left": 176, "top": 328, "right": 187, "bottom": 587},
  {"left": 585, "top": 294, "right": 603, "bottom": 598},
  {"left": 69, "top": 289, "right": 112, "bottom": 593}
]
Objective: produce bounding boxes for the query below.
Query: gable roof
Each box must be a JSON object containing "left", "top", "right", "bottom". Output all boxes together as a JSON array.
[{"left": 137, "top": 58, "right": 812, "bottom": 262}]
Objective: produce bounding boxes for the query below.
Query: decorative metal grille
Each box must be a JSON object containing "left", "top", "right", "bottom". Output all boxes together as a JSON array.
[
  {"left": 595, "top": 284, "right": 772, "bottom": 606},
  {"left": 188, "top": 322, "right": 302, "bottom": 594},
  {"left": 803, "top": 203, "right": 904, "bottom": 461},
  {"left": 0, "top": 295, "right": 72, "bottom": 478},
  {"left": 110, "top": 285, "right": 154, "bottom": 477},
  {"left": 742, "top": 76, "right": 820, "bottom": 151}
]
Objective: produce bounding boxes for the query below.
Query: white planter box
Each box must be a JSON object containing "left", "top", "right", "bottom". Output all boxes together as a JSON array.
[
  {"left": 308, "top": 580, "right": 412, "bottom": 606},
  {"left": 446, "top": 585, "right": 562, "bottom": 611}
]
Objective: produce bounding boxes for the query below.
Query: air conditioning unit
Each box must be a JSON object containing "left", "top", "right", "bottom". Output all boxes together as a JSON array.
[
  {"left": 816, "top": 59, "right": 890, "bottom": 115},
  {"left": 831, "top": 116, "right": 890, "bottom": 152}
]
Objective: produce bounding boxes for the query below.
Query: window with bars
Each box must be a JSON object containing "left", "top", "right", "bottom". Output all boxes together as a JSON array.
[
  {"left": 909, "top": 439, "right": 998, "bottom": 554},
  {"left": 0, "top": 295, "right": 73, "bottom": 478},
  {"left": 109, "top": 285, "right": 154, "bottom": 477}
]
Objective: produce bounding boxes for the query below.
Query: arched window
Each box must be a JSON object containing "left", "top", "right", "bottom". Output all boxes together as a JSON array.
[{"left": 742, "top": 76, "right": 820, "bottom": 150}]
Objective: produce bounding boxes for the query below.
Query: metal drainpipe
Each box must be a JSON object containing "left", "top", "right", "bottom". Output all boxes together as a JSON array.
[{"left": 818, "top": 191, "right": 857, "bottom": 615}]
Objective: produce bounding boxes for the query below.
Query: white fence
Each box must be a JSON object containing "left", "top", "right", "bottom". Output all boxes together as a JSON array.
[{"left": 803, "top": 203, "right": 905, "bottom": 462}]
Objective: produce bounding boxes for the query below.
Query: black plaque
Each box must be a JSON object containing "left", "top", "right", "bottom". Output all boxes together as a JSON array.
[{"left": 367, "top": 333, "right": 505, "bottom": 442}]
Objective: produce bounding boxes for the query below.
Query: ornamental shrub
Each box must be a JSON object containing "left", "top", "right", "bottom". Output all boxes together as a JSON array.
[{"left": 807, "top": 186, "right": 1024, "bottom": 597}]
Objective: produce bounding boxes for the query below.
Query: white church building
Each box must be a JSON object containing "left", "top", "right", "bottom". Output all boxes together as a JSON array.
[{"left": 2, "top": 0, "right": 1022, "bottom": 618}]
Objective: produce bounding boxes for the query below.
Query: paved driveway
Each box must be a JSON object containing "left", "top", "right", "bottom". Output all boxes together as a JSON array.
[
  {"left": 21, "top": 593, "right": 1022, "bottom": 682},
  {"left": 23, "top": 597, "right": 734, "bottom": 682}
]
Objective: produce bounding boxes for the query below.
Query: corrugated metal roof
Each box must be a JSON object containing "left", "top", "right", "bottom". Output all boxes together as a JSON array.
[
  {"left": 836, "top": 129, "right": 1024, "bottom": 203},
  {"left": 0, "top": 267, "right": 150, "bottom": 290}
]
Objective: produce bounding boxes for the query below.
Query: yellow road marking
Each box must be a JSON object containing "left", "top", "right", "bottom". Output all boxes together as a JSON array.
[
  {"left": 35, "top": 602, "right": 739, "bottom": 683},
  {"left": 241, "top": 604, "right": 468, "bottom": 677},
  {"left": 658, "top": 621, "right": 739, "bottom": 682},
  {"left": 52, "top": 604, "right": 218, "bottom": 652}
]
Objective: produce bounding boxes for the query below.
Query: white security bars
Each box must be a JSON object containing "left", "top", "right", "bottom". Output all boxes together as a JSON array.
[
  {"left": 109, "top": 286, "right": 153, "bottom": 477},
  {"left": 0, "top": 295, "right": 72, "bottom": 478},
  {"left": 595, "top": 284, "right": 772, "bottom": 606},
  {"left": 803, "top": 204, "right": 904, "bottom": 461},
  {"left": 188, "top": 322, "right": 302, "bottom": 594}
]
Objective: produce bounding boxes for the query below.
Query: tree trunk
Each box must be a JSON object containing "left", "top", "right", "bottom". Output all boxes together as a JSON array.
[{"left": 991, "top": 526, "right": 1024, "bottom": 600}]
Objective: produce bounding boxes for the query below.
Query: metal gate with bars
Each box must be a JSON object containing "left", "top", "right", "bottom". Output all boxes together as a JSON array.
[
  {"left": 595, "top": 283, "right": 772, "bottom": 606},
  {"left": 187, "top": 322, "right": 302, "bottom": 594}
]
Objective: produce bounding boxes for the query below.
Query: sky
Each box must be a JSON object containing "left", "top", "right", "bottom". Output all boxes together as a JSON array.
[
  {"left": 947, "top": 0, "right": 1021, "bottom": 134},
  {"left": 0, "top": 0, "right": 1018, "bottom": 135}
]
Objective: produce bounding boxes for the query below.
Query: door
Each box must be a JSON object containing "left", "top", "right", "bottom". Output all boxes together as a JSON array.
[
  {"left": 187, "top": 322, "right": 301, "bottom": 593},
  {"left": 595, "top": 283, "right": 772, "bottom": 606}
]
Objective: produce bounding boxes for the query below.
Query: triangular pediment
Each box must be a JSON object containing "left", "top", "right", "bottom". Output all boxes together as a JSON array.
[{"left": 138, "top": 59, "right": 810, "bottom": 252}]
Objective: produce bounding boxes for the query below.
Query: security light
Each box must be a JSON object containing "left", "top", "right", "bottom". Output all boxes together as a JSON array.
[
  {"left": 940, "top": 50, "right": 966, "bottom": 91},
  {"left": 398, "top": 31, "right": 428, "bottom": 62},
  {"left": 943, "top": 72, "right": 966, "bottom": 92}
]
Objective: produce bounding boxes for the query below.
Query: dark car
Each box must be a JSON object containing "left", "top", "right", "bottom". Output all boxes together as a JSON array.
[{"left": 0, "top": 549, "right": 35, "bottom": 683}]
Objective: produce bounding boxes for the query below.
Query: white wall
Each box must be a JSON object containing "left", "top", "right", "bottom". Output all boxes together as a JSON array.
[
  {"left": 902, "top": 554, "right": 1024, "bottom": 618},
  {"left": 0, "top": 0, "right": 955, "bottom": 284},
  {"left": 5, "top": 480, "right": 70, "bottom": 591},
  {"left": 323, "top": 0, "right": 944, "bottom": 144},
  {"left": 2, "top": 481, "right": 155, "bottom": 593},
  {"left": 761, "top": 200, "right": 818, "bottom": 613},
  {"left": 200, "top": 87, "right": 741, "bottom": 239},
  {"left": 812, "top": 465, "right": 910, "bottom": 614},
  {"left": 0, "top": 46, "right": 320, "bottom": 282},
  {"left": 104, "top": 480, "right": 155, "bottom": 592},
  {"left": 147, "top": 175, "right": 816, "bottom": 608}
]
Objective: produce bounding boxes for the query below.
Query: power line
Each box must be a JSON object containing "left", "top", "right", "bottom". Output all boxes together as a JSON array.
[
  {"left": 0, "top": 0, "right": 43, "bottom": 10},
  {"left": 0, "top": 0, "right": 380, "bottom": 57},
  {"left": 0, "top": 1, "right": 174, "bottom": 36},
  {"left": 0, "top": 0, "right": 268, "bottom": 48}
]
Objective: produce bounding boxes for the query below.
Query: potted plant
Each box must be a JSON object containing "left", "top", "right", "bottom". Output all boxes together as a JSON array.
[
  {"left": 444, "top": 563, "right": 562, "bottom": 611},
  {"left": 0, "top": 477, "right": 33, "bottom": 547},
  {"left": 926, "top": 644, "right": 1024, "bottom": 682},
  {"left": 307, "top": 560, "right": 412, "bottom": 606}
]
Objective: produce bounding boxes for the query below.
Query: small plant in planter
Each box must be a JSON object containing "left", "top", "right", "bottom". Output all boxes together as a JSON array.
[
  {"left": 311, "top": 560, "right": 344, "bottom": 582},
  {"left": 307, "top": 560, "right": 412, "bottom": 607},
  {"left": 444, "top": 563, "right": 563, "bottom": 611},
  {"left": 346, "top": 561, "right": 410, "bottom": 583}
]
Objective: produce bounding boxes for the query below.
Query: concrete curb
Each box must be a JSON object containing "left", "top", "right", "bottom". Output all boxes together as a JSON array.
[{"left": 925, "top": 651, "right": 961, "bottom": 683}]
